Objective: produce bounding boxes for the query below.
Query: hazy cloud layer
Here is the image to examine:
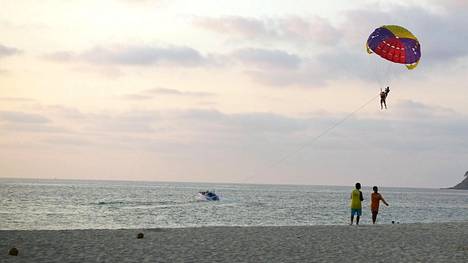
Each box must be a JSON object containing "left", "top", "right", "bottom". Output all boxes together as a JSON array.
[
  {"left": 191, "top": 4, "right": 468, "bottom": 87},
  {"left": 2, "top": 100, "right": 466, "bottom": 149},
  {"left": 0, "top": 44, "right": 21, "bottom": 58},
  {"left": 0, "top": 111, "right": 66, "bottom": 134},
  {"left": 2, "top": 99, "right": 467, "bottom": 186},
  {"left": 119, "top": 0, "right": 166, "bottom": 5},
  {"left": 0, "top": 97, "right": 35, "bottom": 102},
  {"left": 194, "top": 16, "right": 341, "bottom": 46},
  {"left": 36, "top": 2, "right": 467, "bottom": 88},
  {"left": 145, "top": 88, "right": 214, "bottom": 97},
  {"left": 195, "top": 5, "right": 468, "bottom": 64},
  {"left": 394, "top": 99, "right": 458, "bottom": 119},
  {"left": 0, "top": 111, "right": 50, "bottom": 124},
  {"left": 46, "top": 45, "right": 209, "bottom": 67},
  {"left": 233, "top": 48, "right": 301, "bottom": 70},
  {"left": 122, "top": 88, "right": 215, "bottom": 101},
  {"left": 84, "top": 111, "right": 161, "bottom": 134},
  {"left": 230, "top": 48, "right": 332, "bottom": 87}
]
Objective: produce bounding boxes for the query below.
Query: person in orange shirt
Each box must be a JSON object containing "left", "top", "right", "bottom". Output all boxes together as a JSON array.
[{"left": 371, "top": 186, "right": 389, "bottom": 224}]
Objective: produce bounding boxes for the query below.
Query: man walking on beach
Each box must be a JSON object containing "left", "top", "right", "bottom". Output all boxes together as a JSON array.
[
  {"left": 350, "top": 183, "right": 364, "bottom": 225},
  {"left": 371, "top": 186, "right": 389, "bottom": 224}
]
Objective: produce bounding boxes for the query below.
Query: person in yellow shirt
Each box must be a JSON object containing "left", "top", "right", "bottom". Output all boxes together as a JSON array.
[{"left": 350, "top": 182, "right": 364, "bottom": 225}]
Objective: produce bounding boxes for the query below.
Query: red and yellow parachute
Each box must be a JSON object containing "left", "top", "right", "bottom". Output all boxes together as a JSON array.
[{"left": 366, "top": 25, "right": 421, "bottom": 70}]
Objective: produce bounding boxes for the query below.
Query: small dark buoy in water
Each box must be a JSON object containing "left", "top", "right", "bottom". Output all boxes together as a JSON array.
[
  {"left": 137, "top": 233, "right": 144, "bottom": 239},
  {"left": 9, "top": 247, "right": 19, "bottom": 256}
]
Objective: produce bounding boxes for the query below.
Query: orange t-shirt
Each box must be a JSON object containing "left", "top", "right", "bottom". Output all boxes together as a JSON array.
[{"left": 371, "top": 193, "right": 382, "bottom": 212}]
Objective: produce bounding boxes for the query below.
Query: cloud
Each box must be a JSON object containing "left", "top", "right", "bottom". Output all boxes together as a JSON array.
[
  {"left": 46, "top": 45, "right": 209, "bottom": 67},
  {"left": 393, "top": 99, "right": 458, "bottom": 119},
  {"left": 248, "top": 61, "right": 336, "bottom": 87},
  {"left": 113, "top": 106, "right": 466, "bottom": 158},
  {"left": 121, "top": 94, "right": 154, "bottom": 101},
  {"left": 227, "top": 47, "right": 330, "bottom": 87},
  {"left": 119, "top": 0, "right": 166, "bottom": 5},
  {"left": 38, "top": 3, "right": 466, "bottom": 88},
  {"left": 194, "top": 5, "right": 468, "bottom": 66},
  {"left": 3, "top": 103, "right": 466, "bottom": 147},
  {"left": 0, "top": 111, "right": 66, "bottom": 134},
  {"left": 145, "top": 88, "right": 214, "bottom": 97},
  {"left": 83, "top": 110, "right": 161, "bottom": 134},
  {"left": 233, "top": 48, "right": 301, "bottom": 70},
  {"left": 1, "top": 123, "right": 66, "bottom": 133},
  {"left": 235, "top": 2, "right": 468, "bottom": 87},
  {"left": 121, "top": 88, "right": 215, "bottom": 101},
  {"left": 38, "top": 105, "right": 87, "bottom": 120},
  {"left": 191, "top": 4, "right": 468, "bottom": 88},
  {"left": 0, "top": 97, "right": 35, "bottom": 102},
  {"left": 42, "top": 135, "right": 95, "bottom": 147},
  {"left": 44, "top": 51, "right": 74, "bottom": 62},
  {"left": 195, "top": 16, "right": 270, "bottom": 38},
  {"left": 194, "top": 16, "right": 341, "bottom": 46},
  {"left": 2, "top": 102, "right": 466, "bottom": 186},
  {"left": 0, "top": 111, "right": 50, "bottom": 124},
  {"left": 230, "top": 112, "right": 309, "bottom": 133},
  {"left": 0, "top": 44, "right": 21, "bottom": 58}
]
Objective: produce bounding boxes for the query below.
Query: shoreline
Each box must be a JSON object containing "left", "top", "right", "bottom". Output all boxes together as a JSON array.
[
  {"left": 2, "top": 222, "right": 467, "bottom": 262},
  {"left": 2, "top": 219, "right": 468, "bottom": 231}
]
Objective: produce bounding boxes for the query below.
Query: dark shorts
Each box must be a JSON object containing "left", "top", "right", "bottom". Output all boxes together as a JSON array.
[{"left": 351, "top": 208, "right": 362, "bottom": 216}]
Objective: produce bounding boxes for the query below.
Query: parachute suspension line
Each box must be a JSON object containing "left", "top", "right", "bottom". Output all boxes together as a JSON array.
[
  {"left": 241, "top": 93, "right": 380, "bottom": 183},
  {"left": 383, "top": 62, "right": 393, "bottom": 87},
  {"left": 375, "top": 61, "right": 393, "bottom": 88}
]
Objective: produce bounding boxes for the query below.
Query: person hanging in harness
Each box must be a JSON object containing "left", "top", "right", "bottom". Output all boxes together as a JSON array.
[{"left": 380, "top": 86, "right": 390, "bottom": 110}]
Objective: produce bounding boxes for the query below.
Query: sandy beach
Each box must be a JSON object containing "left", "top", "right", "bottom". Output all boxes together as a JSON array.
[{"left": 1, "top": 222, "right": 467, "bottom": 263}]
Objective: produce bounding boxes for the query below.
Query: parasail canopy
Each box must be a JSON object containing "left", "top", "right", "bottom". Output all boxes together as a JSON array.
[{"left": 366, "top": 25, "right": 421, "bottom": 70}]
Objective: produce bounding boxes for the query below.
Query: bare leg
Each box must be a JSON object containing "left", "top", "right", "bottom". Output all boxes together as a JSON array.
[
  {"left": 372, "top": 212, "right": 377, "bottom": 224},
  {"left": 350, "top": 215, "right": 354, "bottom": 225},
  {"left": 356, "top": 216, "right": 360, "bottom": 225}
]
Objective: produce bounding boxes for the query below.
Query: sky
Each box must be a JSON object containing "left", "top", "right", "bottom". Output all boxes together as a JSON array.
[{"left": 1, "top": 0, "right": 467, "bottom": 188}]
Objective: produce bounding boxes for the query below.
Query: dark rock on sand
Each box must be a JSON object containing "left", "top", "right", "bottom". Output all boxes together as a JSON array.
[{"left": 9, "top": 247, "right": 19, "bottom": 256}]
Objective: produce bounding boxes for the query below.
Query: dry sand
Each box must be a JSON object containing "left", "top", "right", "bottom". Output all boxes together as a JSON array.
[{"left": 1, "top": 222, "right": 467, "bottom": 262}]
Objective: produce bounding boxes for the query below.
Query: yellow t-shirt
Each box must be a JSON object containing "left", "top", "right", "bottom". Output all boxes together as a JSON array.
[{"left": 350, "top": 189, "right": 362, "bottom": 209}]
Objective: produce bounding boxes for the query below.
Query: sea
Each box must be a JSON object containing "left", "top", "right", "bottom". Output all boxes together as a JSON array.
[{"left": 1, "top": 178, "right": 467, "bottom": 230}]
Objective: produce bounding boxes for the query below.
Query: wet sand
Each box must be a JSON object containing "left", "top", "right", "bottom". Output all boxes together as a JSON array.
[{"left": 1, "top": 222, "right": 467, "bottom": 262}]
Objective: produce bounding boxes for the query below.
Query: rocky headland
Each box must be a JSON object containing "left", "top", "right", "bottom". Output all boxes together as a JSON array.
[{"left": 450, "top": 171, "right": 468, "bottom": 190}]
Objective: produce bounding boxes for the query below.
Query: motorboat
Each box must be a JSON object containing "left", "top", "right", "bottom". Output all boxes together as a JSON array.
[{"left": 197, "top": 190, "right": 219, "bottom": 201}]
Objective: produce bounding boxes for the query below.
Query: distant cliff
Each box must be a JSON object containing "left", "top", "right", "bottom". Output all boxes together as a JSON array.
[{"left": 450, "top": 171, "right": 468, "bottom": 190}]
